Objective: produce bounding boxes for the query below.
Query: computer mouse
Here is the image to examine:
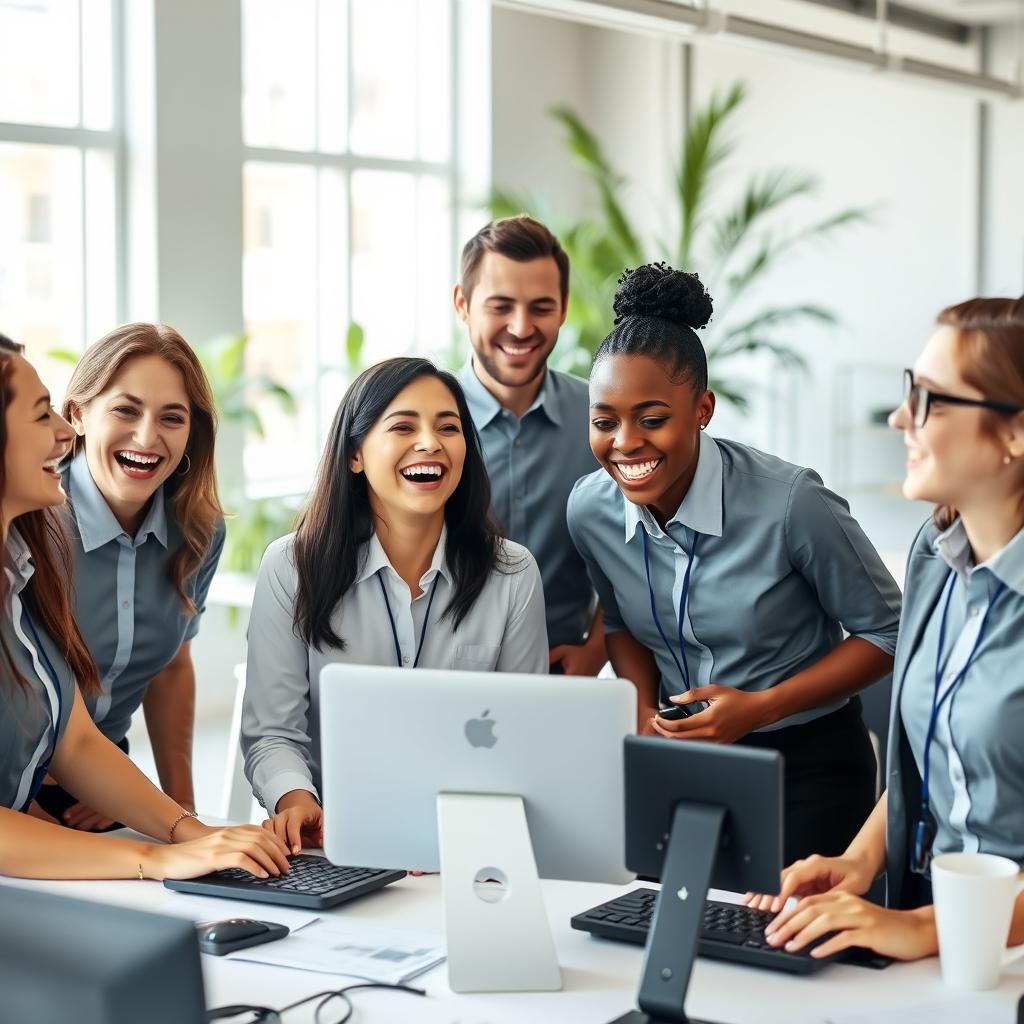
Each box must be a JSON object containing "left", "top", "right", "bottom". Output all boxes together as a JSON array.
[{"left": 197, "top": 918, "right": 289, "bottom": 956}]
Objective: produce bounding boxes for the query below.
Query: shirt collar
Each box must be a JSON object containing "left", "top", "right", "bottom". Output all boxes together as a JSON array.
[
  {"left": 458, "top": 360, "right": 561, "bottom": 427},
  {"left": 623, "top": 431, "right": 724, "bottom": 544},
  {"left": 69, "top": 450, "right": 168, "bottom": 551},
  {"left": 936, "top": 517, "right": 1024, "bottom": 596},
  {"left": 4, "top": 524, "right": 34, "bottom": 591},
  {"left": 356, "top": 523, "right": 452, "bottom": 589}
]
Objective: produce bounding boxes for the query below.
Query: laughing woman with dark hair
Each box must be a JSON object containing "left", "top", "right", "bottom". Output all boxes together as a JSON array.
[
  {"left": 243, "top": 357, "right": 548, "bottom": 852},
  {"left": 0, "top": 334, "right": 290, "bottom": 880},
  {"left": 567, "top": 264, "right": 902, "bottom": 864}
]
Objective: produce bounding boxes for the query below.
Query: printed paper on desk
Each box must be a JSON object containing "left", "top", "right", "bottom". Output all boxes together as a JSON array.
[{"left": 226, "top": 920, "right": 446, "bottom": 983}]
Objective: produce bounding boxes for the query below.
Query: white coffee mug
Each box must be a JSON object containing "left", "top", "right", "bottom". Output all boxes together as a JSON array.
[{"left": 931, "top": 852, "right": 1024, "bottom": 991}]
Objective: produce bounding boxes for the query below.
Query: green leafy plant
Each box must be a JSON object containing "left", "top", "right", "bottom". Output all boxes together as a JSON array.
[{"left": 490, "top": 82, "right": 873, "bottom": 408}]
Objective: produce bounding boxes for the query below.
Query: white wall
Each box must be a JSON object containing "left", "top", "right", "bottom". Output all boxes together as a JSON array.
[{"left": 984, "top": 25, "right": 1024, "bottom": 295}]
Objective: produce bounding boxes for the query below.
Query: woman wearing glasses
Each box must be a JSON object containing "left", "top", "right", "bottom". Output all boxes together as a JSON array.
[{"left": 748, "top": 296, "right": 1024, "bottom": 961}]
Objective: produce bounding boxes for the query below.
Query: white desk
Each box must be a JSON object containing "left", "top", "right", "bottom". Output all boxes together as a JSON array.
[{"left": 7, "top": 872, "right": 1024, "bottom": 1024}]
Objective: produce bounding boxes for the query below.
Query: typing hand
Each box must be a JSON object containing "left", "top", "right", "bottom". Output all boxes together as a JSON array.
[
  {"left": 744, "top": 853, "right": 876, "bottom": 913},
  {"left": 651, "top": 685, "right": 771, "bottom": 744},
  {"left": 62, "top": 801, "right": 116, "bottom": 832},
  {"left": 149, "top": 825, "right": 291, "bottom": 882},
  {"left": 763, "top": 891, "right": 937, "bottom": 961},
  {"left": 264, "top": 795, "right": 324, "bottom": 855}
]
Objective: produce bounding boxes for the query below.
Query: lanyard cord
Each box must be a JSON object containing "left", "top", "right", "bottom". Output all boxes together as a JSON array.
[
  {"left": 22, "top": 608, "right": 65, "bottom": 809},
  {"left": 642, "top": 527, "right": 700, "bottom": 692},
  {"left": 919, "top": 571, "right": 1006, "bottom": 820},
  {"left": 377, "top": 571, "right": 440, "bottom": 669}
]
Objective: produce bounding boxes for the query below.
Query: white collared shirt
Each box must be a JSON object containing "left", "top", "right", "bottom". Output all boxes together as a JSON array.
[{"left": 241, "top": 526, "right": 549, "bottom": 813}]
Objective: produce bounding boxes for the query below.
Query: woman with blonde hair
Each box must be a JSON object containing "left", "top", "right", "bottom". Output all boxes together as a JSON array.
[
  {"left": 0, "top": 333, "right": 289, "bottom": 879},
  {"left": 30, "top": 323, "right": 225, "bottom": 830}
]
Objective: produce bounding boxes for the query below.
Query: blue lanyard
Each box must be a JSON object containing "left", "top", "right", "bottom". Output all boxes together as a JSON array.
[
  {"left": 377, "top": 571, "right": 439, "bottom": 669},
  {"left": 641, "top": 527, "right": 700, "bottom": 692},
  {"left": 912, "top": 570, "right": 1006, "bottom": 873},
  {"left": 22, "top": 609, "right": 65, "bottom": 809}
]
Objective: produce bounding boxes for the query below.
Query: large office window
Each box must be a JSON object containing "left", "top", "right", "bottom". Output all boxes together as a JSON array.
[
  {"left": 0, "top": 0, "right": 119, "bottom": 398},
  {"left": 242, "top": 0, "right": 459, "bottom": 492}
]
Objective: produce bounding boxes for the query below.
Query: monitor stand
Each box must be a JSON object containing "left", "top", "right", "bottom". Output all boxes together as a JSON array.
[
  {"left": 436, "top": 792, "right": 562, "bottom": 993},
  {"left": 609, "top": 801, "right": 727, "bottom": 1024}
]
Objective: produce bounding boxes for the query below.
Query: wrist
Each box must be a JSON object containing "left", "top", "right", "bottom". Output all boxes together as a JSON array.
[
  {"left": 172, "top": 814, "right": 211, "bottom": 843},
  {"left": 910, "top": 906, "right": 939, "bottom": 955},
  {"left": 138, "top": 843, "right": 166, "bottom": 881},
  {"left": 754, "top": 687, "right": 783, "bottom": 730},
  {"left": 276, "top": 789, "right": 321, "bottom": 814}
]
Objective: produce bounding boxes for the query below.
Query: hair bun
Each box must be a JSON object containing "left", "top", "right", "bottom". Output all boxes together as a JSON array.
[{"left": 612, "top": 262, "right": 713, "bottom": 330}]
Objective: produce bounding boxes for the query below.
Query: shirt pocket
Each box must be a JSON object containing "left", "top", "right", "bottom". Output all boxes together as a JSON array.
[{"left": 452, "top": 644, "right": 500, "bottom": 671}]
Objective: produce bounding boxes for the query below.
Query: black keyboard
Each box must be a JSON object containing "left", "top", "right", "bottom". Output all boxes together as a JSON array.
[
  {"left": 571, "top": 887, "right": 836, "bottom": 975},
  {"left": 164, "top": 854, "right": 406, "bottom": 910}
]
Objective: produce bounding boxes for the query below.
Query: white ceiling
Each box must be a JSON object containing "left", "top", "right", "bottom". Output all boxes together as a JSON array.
[{"left": 898, "top": 0, "right": 1024, "bottom": 26}]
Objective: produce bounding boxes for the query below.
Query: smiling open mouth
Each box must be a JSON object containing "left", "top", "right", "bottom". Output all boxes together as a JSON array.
[
  {"left": 399, "top": 463, "right": 447, "bottom": 487},
  {"left": 114, "top": 450, "right": 164, "bottom": 478},
  {"left": 42, "top": 456, "right": 62, "bottom": 478},
  {"left": 613, "top": 458, "right": 664, "bottom": 484},
  {"left": 496, "top": 341, "right": 540, "bottom": 357}
]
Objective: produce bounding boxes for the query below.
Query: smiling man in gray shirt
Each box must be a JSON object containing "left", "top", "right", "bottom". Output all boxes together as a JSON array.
[{"left": 455, "top": 216, "right": 605, "bottom": 675}]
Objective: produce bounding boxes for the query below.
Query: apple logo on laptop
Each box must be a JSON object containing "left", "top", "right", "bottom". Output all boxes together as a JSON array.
[{"left": 465, "top": 709, "right": 497, "bottom": 749}]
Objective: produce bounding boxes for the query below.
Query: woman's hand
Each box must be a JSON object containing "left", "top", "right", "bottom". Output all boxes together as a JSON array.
[
  {"left": 651, "top": 685, "right": 772, "bottom": 744},
  {"left": 263, "top": 790, "right": 324, "bottom": 854},
  {"left": 744, "top": 853, "right": 877, "bottom": 913},
  {"left": 763, "top": 891, "right": 938, "bottom": 961},
  {"left": 60, "top": 801, "right": 116, "bottom": 832},
  {"left": 146, "top": 824, "right": 291, "bottom": 881}
]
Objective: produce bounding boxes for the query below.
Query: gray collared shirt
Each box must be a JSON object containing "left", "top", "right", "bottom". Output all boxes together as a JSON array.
[
  {"left": 61, "top": 452, "right": 224, "bottom": 745},
  {"left": 567, "top": 433, "right": 902, "bottom": 729},
  {"left": 457, "top": 361, "right": 598, "bottom": 648},
  {"left": 241, "top": 527, "right": 549, "bottom": 813},
  {"left": 898, "top": 519, "right": 1024, "bottom": 861},
  {"left": 1, "top": 526, "right": 76, "bottom": 811}
]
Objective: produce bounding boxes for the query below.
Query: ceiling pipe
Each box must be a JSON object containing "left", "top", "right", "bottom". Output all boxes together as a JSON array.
[{"left": 493, "top": 0, "right": 1024, "bottom": 100}]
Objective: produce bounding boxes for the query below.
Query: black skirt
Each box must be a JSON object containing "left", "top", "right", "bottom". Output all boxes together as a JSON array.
[{"left": 738, "top": 697, "right": 877, "bottom": 865}]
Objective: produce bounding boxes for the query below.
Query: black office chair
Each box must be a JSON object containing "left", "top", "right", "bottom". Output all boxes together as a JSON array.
[
  {"left": 858, "top": 671, "right": 892, "bottom": 798},
  {"left": 857, "top": 672, "right": 892, "bottom": 906}
]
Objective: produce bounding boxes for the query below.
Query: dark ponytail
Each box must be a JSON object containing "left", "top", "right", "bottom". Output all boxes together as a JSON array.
[{"left": 595, "top": 262, "right": 714, "bottom": 391}]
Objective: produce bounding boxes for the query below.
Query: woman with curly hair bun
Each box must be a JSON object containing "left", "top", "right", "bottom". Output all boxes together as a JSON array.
[{"left": 567, "top": 262, "right": 902, "bottom": 861}]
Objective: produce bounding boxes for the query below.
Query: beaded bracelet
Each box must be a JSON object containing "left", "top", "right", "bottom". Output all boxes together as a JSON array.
[{"left": 168, "top": 808, "right": 199, "bottom": 843}]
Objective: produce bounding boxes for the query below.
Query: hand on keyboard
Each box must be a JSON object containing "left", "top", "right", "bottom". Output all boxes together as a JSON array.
[
  {"left": 263, "top": 791, "right": 324, "bottom": 854},
  {"left": 744, "top": 853, "right": 876, "bottom": 914},
  {"left": 762, "top": 890, "right": 938, "bottom": 962},
  {"left": 150, "top": 825, "right": 291, "bottom": 881}
]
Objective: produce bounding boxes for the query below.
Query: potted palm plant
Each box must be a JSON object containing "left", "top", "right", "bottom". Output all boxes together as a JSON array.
[{"left": 490, "top": 82, "right": 873, "bottom": 408}]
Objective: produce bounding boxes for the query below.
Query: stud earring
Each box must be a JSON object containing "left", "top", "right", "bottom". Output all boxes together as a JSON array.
[
  {"left": 699, "top": 423, "right": 707, "bottom": 431},
  {"left": 1005, "top": 454, "right": 1013, "bottom": 465}
]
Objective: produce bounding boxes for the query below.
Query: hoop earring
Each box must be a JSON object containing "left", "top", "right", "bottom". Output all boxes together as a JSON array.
[{"left": 177, "top": 453, "right": 192, "bottom": 476}]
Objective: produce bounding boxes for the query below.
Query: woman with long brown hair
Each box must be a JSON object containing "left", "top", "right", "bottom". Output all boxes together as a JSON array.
[
  {"left": 29, "top": 323, "right": 225, "bottom": 830},
  {"left": 0, "top": 334, "right": 289, "bottom": 878},
  {"left": 747, "top": 296, "right": 1024, "bottom": 962}
]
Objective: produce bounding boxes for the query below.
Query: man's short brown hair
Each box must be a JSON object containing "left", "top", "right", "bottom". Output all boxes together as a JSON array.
[{"left": 459, "top": 215, "right": 570, "bottom": 306}]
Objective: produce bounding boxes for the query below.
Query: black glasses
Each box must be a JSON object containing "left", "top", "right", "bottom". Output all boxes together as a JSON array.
[{"left": 903, "top": 369, "right": 1024, "bottom": 429}]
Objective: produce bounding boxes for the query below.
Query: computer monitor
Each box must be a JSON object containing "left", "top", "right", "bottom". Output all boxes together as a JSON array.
[
  {"left": 319, "top": 664, "right": 636, "bottom": 993},
  {"left": 0, "top": 884, "right": 206, "bottom": 1024},
  {"left": 612, "top": 735, "right": 784, "bottom": 1024}
]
